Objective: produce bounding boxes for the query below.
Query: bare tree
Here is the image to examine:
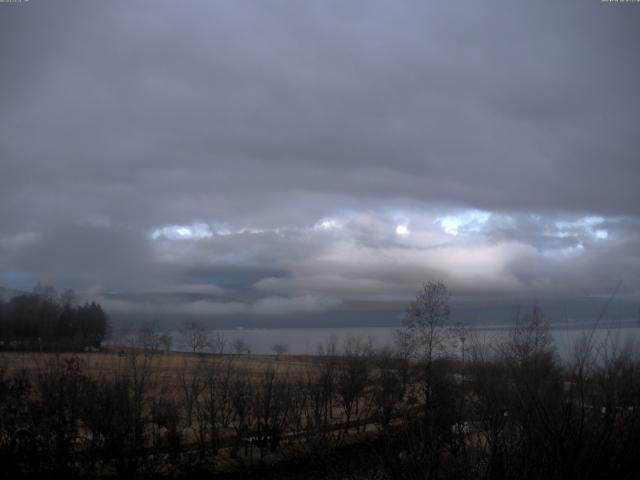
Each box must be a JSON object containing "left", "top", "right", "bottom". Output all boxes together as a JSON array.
[
  {"left": 253, "top": 368, "right": 292, "bottom": 457},
  {"left": 272, "top": 343, "right": 288, "bottom": 360},
  {"left": 229, "top": 373, "right": 254, "bottom": 457},
  {"left": 135, "top": 321, "right": 161, "bottom": 352},
  {"left": 316, "top": 337, "right": 339, "bottom": 430},
  {"left": 208, "top": 331, "right": 226, "bottom": 354},
  {"left": 399, "top": 280, "right": 451, "bottom": 364},
  {"left": 181, "top": 320, "right": 210, "bottom": 353},
  {"left": 395, "top": 280, "right": 454, "bottom": 478},
  {"left": 158, "top": 332, "right": 173, "bottom": 353},
  {"left": 371, "top": 349, "right": 405, "bottom": 429},
  {"left": 232, "top": 338, "right": 250, "bottom": 356},
  {"left": 450, "top": 321, "right": 473, "bottom": 393},
  {"left": 337, "top": 336, "right": 372, "bottom": 432},
  {"left": 196, "top": 358, "right": 235, "bottom": 455},
  {"left": 179, "top": 360, "right": 205, "bottom": 427}
]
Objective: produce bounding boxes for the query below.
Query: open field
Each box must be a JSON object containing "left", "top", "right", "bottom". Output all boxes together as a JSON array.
[
  {"left": 0, "top": 347, "right": 403, "bottom": 476},
  {"left": 0, "top": 350, "right": 316, "bottom": 380},
  {"left": 3, "top": 318, "right": 640, "bottom": 479}
]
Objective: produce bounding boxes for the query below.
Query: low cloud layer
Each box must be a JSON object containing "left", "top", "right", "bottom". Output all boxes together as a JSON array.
[{"left": 1, "top": 1, "right": 639, "bottom": 323}]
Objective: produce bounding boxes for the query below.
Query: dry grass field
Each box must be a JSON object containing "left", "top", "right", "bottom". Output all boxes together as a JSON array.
[
  {"left": 0, "top": 349, "right": 358, "bottom": 471},
  {"left": 0, "top": 347, "right": 380, "bottom": 394}
]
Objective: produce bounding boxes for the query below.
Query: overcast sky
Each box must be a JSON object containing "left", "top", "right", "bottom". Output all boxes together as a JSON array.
[{"left": 1, "top": 0, "right": 639, "bottom": 324}]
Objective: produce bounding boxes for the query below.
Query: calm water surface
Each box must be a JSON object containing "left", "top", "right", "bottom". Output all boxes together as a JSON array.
[{"left": 164, "top": 324, "right": 640, "bottom": 359}]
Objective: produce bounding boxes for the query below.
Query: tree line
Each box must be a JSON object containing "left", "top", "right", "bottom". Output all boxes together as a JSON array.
[
  {"left": 0, "top": 286, "right": 108, "bottom": 351},
  {"left": 1, "top": 281, "right": 639, "bottom": 479}
]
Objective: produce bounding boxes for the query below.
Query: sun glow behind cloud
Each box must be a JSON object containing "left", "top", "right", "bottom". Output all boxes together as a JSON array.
[
  {"left": 151, "top": 223, "right": 213, "bottom": 240},
  {"left": 314, "top": 219, "right": 341, "bottom": 231},
  {"left": 435, "top": 210, "right": 490, "bottom": 236},
  {"left": 395, "top": 224, "right": 410, "bottom": 237}
]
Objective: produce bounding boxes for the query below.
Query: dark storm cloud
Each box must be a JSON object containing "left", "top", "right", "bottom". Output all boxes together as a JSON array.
[
  {"left": 7, "top": 223, "right": 156, "bottom": 290},
  {"left": 1, "top": 0, "right": 639, "bottom": 319}
]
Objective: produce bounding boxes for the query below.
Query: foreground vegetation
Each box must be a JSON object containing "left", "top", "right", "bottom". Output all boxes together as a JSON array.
[{"left": 1, "top": 282, "right": 640, "bottom": 479}]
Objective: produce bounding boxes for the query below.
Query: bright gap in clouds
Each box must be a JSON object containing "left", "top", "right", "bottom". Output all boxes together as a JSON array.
[
  {"left": 134, "top": 207, "right": 628, "bottom": 319},
  {"left": 151, "top": 222, "right": 213, "bottom": 240},
  {"left": 315, "top": 219, "right": 341, "bottom": 231},
  {"left": 395, "top": 224, "right": 410, "bottom": 236},
  {"left": 148, "top": 211, "right": 613, "bottom": 247},
  {"left": 435, "top": 210, "right": 491, "bottom": 236},
  {"left": 554, "top": 216, "right": 608, "bottom": 241}
]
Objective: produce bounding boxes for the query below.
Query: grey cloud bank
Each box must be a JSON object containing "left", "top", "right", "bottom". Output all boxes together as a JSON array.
[{"left": 1, "top": 1, "right": 639, "bottom": 325}]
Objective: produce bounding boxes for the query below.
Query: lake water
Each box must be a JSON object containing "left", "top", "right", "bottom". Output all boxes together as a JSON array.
[{"left": 162, "top": 323, "right": 640, "bottom": 360}]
